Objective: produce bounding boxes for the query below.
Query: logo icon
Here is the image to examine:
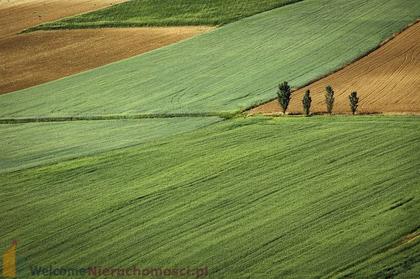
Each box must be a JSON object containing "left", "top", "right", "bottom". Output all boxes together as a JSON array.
[{"left": 2, "top": 240, "right": 17, "bottom": 278}]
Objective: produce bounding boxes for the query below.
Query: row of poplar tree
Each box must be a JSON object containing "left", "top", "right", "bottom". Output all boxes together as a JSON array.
[{"left": 277, "top": 82, "right": 360, "bottom": 115}]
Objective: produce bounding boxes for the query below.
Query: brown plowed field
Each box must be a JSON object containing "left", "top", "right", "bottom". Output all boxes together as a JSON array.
[
  {"left": 0, "top": 1, "right": 211, "bottom": 94},
  {"left": 250, "top": 22, "right": 420, "bottom": 115}
]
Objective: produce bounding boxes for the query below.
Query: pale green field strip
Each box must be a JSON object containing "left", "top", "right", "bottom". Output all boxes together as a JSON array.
[
  {"left": 1, "top": 0, "right": 419, "bottom": 118},
  {"left": 0, "top": 117, "right": 221, "bottom": 173},
  {"left": 1, "top": 116, "right": 419, "bottom": 278}
]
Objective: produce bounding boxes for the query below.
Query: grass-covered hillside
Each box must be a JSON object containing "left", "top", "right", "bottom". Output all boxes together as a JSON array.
[
  {"left": 2, "top": 0, "right": 419, "bottom": 118},
  {"left": 1, "top": 116, "right": 419, "bottom": 278},
  {"left": 29, "top": 0, "right": 302, "bottom": 30}
]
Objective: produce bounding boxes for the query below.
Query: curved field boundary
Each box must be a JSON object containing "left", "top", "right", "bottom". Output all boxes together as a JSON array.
[
  {"left": 1, "top": 0, "right": 419, "bottom": 118},
  {"left": 249, "top": 21, "right": 420, "bottom": 115}
]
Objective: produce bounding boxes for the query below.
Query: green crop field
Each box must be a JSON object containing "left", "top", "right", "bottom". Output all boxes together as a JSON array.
[
  {"left": 2, "top": 0, "right": 419, "bottom": 118},
  {"left": 28, "top": 0, "right": 302, "bottom": 30},
  {"left": 0, "top": 117, "right": 220, "bottom": 173},
  {"left": 1, "top": 116, "right": 419, "bottom": 278}
]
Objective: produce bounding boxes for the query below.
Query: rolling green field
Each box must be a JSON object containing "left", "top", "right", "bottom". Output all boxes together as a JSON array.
[
  {"left": 0, "top": 117, "right": 220, "bottom": 173},
  {"left": 1, "top": 116, "right": 419, "bottom": 278},
  {"left": 28, "top": 0, "right": 302, "bottom": 30},
  {"left": 2, "top": 0, "right": 420, "bottom": 278},
  {"left": 2, "top": 0, "right": 419, "bottom": 118}
]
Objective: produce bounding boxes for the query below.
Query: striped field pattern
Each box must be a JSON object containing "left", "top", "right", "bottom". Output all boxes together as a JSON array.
[
  {"left": 1, "top": 0, "right": 419, "bottom": 117},
  {"left": 1, "top": 1, "right": 419, "bottom": 278}
]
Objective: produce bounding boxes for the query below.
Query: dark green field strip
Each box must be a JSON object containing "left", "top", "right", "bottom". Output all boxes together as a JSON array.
[
  {"left": 1, "top": 116, "right": 419, "bottom": 278},
  {"left": 0, "top": 117, "right": 221, "bottom": 173},
  {"left": 0, "top": 112, "right": 234, "bottom": 124},
  {"left": 27, "top": 0, "right": 302, "bottom": 31},
  {"left": 2, "top": 0, "right": 419, "bottom": 118}
]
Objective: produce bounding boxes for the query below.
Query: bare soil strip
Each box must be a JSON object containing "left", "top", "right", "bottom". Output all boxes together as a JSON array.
[
  {"left": 249, "top": 22, "right": 420, "bottom": 115},
  {"left": 0, "top": 27, "right": 212, "bottom": 94},
  {"left": 0, "top": 0, "right": 211, "bottom": 94}
]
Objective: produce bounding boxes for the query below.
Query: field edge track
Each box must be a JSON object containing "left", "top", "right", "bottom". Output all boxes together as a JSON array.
[{"left": 0, "top": 112, "right": 236, "bottom": 124}]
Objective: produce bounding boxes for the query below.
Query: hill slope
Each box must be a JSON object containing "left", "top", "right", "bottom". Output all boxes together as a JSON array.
[
  {"left": 1, "top": 116, "right": 419, "bottom": 278},
  {"left": 1, "top": 0, "right": 419, "bottom": 117}
]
